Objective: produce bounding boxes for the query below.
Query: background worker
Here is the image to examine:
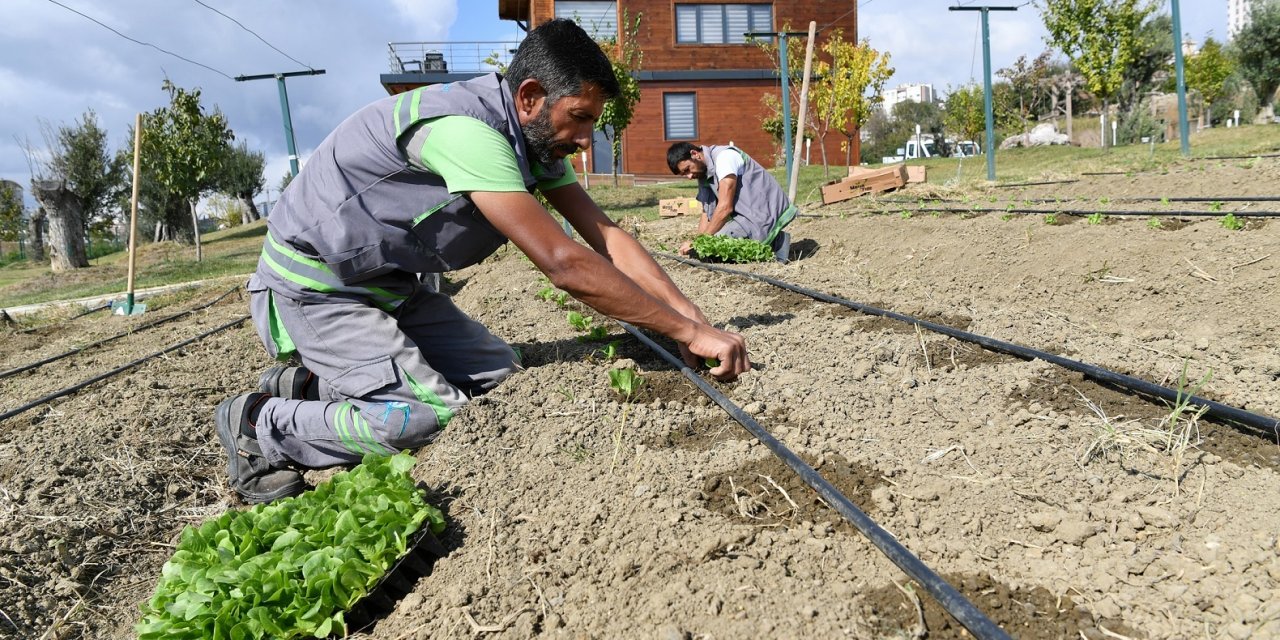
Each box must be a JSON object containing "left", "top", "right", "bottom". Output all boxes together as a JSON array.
[
  {"left": 215, "top": 18, "right": 751, "bottom": 504},
  {"left": 666, "top": 142, "right": 797, "bottom": 262}
]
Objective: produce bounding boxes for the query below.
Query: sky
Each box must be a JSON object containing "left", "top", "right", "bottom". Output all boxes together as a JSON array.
[{"left": 0, "top": 1, "right": 1229, "bottom": 209}]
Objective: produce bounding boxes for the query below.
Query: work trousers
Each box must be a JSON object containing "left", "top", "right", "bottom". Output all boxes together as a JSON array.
[{"left": 246, "top": 276, "right": 519, "bottom": 468}]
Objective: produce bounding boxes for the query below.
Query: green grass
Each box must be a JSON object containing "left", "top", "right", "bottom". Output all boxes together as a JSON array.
[{"left": 0, "top": 221, "right": 267, "bottom": 308}]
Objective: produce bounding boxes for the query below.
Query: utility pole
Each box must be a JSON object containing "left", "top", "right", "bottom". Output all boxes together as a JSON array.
[
  {"left": 1171, "top": 0, "right": 1191, "bottom": 156},
  {"left": 746, "top": 30, "right": 808, "bottom": 188},
  {"left": 235, "top": 69, "right": 326, "bottom": 177},
  {"left": 949, "top": 5, "right": 1018, "bottom": 181}
]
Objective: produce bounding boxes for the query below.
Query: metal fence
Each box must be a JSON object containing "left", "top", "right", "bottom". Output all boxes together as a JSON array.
[{"left": 386, "top": 41, "right": 523, "bottom": 75}]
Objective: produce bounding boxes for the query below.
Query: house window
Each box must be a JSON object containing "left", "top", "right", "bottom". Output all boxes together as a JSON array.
[
  {"left": 675, "top": 4, "right": 772, "bottom": 44},
  {"left": 556, "top": 1, "right": 618, "bottom": 39},
  {"left": 664, "top": 93, "right": 698, "bottom": 139}
]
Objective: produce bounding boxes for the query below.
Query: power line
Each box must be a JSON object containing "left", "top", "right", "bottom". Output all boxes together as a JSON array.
[
  {"left": 190, "top": 0, "right": 315, "bottom": 71},
  {"left": 43, "top": 0, "right": 233, "bottom": 80}
]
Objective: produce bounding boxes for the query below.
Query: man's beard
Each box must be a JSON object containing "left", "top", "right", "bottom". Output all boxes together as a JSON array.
[{"left": 522, "top": 108, "right": 579, "bottom": 165}]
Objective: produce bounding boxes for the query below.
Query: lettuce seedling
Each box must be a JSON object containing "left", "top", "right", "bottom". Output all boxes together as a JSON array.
[{"left": 690, "top": 235, "right": 775, "bottom": 263}]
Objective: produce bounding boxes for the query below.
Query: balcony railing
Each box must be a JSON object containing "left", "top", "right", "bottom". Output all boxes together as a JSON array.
[{"left": 386, "top": 41, "right": 523, "bottom": 75}]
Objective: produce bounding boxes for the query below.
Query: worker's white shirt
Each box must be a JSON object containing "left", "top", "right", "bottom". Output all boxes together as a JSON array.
[{"left": 712, "top": 148, "right": 744, "bottom": 181}]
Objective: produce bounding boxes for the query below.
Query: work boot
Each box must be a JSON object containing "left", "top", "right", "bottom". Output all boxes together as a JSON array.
[
  {"left": 215, "top": 393, "right": 306, "bottom": 504},
  {"left": 258, "top": 365, "right": 320, "bottom": 400},
  {"left": 772, "top": 230, "right": 792, "bottom": 263}
]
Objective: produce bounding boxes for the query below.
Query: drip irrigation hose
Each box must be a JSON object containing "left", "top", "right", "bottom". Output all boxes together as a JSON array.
[
  {"left": 616, "top": 321, "right": 1013, "bottom": 640},
  {"left": 991, "top": 179, "right": 1079, "bottom": 188},
  {"left": 0, "top": 315, "right": 250, "bottom": 424},
  {"left": 14, "top": 303, "right": 112, "bottom": 334},
  {"left": 855, "top": 207, "right": 1280, "bottom": 218},
  {"left": 878, "top": 195, "right": 1280, "bottom": 205},
  {"left": 0, "top": 286, "right": 241, "bottom": 380},
  {"left": 656, "top": 253, "right": 1280, "bottom": 439}
]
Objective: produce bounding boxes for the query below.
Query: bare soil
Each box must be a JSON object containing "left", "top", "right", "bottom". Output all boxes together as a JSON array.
[{"left": 1, "top": 159, "right": 1278, "bottom": 639}]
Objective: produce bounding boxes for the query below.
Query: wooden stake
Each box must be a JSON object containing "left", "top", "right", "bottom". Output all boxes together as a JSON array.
[
  {"left": 125, "top": 114, "right": 143, "bottom": 310},
  {"left": 787, "top": 21, "right": 817, "bottom": 204}
]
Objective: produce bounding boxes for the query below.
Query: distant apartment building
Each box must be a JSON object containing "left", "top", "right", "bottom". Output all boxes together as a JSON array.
[
  {"left": 1228, "top": 0, "right": 1252, "bottom": 39},
  {"left": 882, "top": 83, "right": 935, "bottom": 116}
]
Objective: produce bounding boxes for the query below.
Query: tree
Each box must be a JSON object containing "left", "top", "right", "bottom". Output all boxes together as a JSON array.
[
  {"left": 1039, "top": 0, "right": 1155, "bottom": 146},
  {"left": 811, "top": 30, "right": 893, "bottom": 173},
  {"left": 944, "top": 85, "right": 987, "bottom": 148},
  {"left": 1234, "top": 0, "right": 1280, "bottom": 120},
  {"left": 1185, "top": 38, "right": 1236, "bottom": 127},
  {"left": 0, "top": 182, "right": 21, "bottom": 244},
  {"left": 1118, "top": 13, "right": 1173, "bottom": 113},
  {"left": 22, "top": 110, "right": 123, "bottom": 270},
  {"left": 218, "top": 142, "right": 266, "bottom": 223},
  {"left": 596, "top": 11, "right": 642, "bottom": 185},
  {"left": 997, "top": 52, "right": 1053, "bottom": 134},
  {"left": 139, "top": 80, "right": 234, "bottom": 258}
]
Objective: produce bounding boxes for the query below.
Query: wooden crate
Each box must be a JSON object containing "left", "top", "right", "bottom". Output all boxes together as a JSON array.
[
  {"left": 822, "top": 165, "right": 908, "bottom": 204},
  {"left": 658, "top": 197, "right": 701, "bottom": 217},
  {"left": 905, "top": 165, "right": 927, "bottom": 184}
]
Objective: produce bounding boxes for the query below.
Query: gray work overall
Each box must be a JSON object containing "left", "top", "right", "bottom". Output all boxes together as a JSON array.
[
  {"left": 696, "top": 144, "right": 797, "bottom": 246},
  {"left": 245, "top": 73, "right": 561, "bottom": 468}
]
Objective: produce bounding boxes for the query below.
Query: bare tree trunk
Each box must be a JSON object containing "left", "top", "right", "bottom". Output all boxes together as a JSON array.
[
  {"left": 1065, "top": 83, "right": 1074, "bottom": 144},
  {"left": 241, "top": 195, "right": 260, "bottom": 223},
  {"left": 31, "top": 180, "right": 88, "bottom": 272},
  {"left": 27, "top": 208, "right": 46, "bottom": 263},
  {"left": 189, "top": 199, "right": 202, "bottom": 262}
]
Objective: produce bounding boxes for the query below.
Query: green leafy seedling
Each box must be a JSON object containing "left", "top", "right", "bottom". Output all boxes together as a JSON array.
[
  {"left": 1209, "top": 201, "right": 1223, "bottom": 212},
  {"left": 690, "top": 234, "right": 775, "bottom": 263},
  {"left": 582, "top": 326, "right": 609, "bottom": 342},
  {"left": 536, "top": 286, "right": 556, "bottom": 302},
  {"left": 704, "top": 357, "right": 719, "bottom": 369},
  {"left": 899, "top": 210, "right": 913, "bottom": 219},
  {"left": 1220, "top": 213, "right": 1244, "bottom": 231},
  {"left": 567, "top": 310, "right": 591, "bottom": 332},
  {"left": 608, "top": 367, "right": 646, "bottom": 473},
  {"left": 1087, "top": 212, "right": 1105, "bottom": 225},
  {"left": 1147, "top": 217, "right": 1164, "bottom": 230},
  {"left": 1043, "top": 213, "right": 1059, "bottom": 226},
  {"left": 1000, "top": 213, "right": 1015, "bottom": 222},
  {"left": 597, "top": 341, "right": 620, "bottom": 360}
]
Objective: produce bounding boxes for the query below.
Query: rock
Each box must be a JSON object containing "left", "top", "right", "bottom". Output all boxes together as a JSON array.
[
  {"left": 1055, "top": 521, "right": 1097, "bottom": 546},
  {"left": 1137, "top": 506, "right": 1176, "bottom": 528},
  {"left": 999, "top": 122, "right": 1070, "bottom": 149},
  {"left": 1027, "top": 511, "right": 1063, "bottom": 532}
]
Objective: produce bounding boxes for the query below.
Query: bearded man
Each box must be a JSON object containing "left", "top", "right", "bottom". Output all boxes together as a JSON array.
[{"left": 216, "top": 18, "right": 750, "bottom": 503}]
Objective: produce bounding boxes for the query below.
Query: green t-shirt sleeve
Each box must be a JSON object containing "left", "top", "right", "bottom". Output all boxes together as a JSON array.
[
  {"left": 411, "top": 116, "right": 528, "bottom": 193},
  {"left": 534, "top": 158, "right": 578, "bottom": 192}
]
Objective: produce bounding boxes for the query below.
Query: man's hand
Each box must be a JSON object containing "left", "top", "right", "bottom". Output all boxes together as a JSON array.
[
  {"left": 678, "top": 241, "right": 693, "bottom": 256},
  {"left": 679, "top": 323, "right": 749, "bottom": 382}
]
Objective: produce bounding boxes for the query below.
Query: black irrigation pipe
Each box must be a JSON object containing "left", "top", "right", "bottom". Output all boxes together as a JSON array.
[
  {"left": 991, "top": 179, "right": 1079, "bottom": 188},
  {"left": 657, "top": 253, "right": 1280, "bottom": 439},
  {"left": 0, "top": 286, "right": 241, "bottom": 380},
  {"left": 880, "top": 195, "right": 1280, "bottom": 205},
  {"left": 617, "top": 321, "right": 1013, "bottom": 640},
  {"left": 0, "top": 315, "right": 250, "bottom": 424},
  {"left": 868, "top": 207, "right": 1280, "bottom": 218}
]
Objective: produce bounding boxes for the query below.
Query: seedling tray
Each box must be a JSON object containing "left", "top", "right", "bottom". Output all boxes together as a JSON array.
[{"left": 342, "top": 485, "right": 448, "bottom": 634}]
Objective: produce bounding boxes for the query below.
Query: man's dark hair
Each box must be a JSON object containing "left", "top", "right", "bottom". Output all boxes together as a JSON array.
[
  {"left": 506, "top": 18, "right": 620, "bottom": 104},
  {"left": 666, "top": 142, "right": 699, "bottom": 174}
]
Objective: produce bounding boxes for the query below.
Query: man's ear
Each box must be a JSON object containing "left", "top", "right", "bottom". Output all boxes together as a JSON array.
[
  {"left": 515, "top": 79, "right": 547, "bottom": 120},
  {"left": 689, "top": 149, "right": 704, "bottom": 162}
]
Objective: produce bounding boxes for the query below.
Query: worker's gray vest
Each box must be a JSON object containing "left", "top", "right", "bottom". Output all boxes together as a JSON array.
[
  {"left": 696, "top": 145, "right": 796, "bottom": 243},
  {"left": 256, "top": 73, "right": 563, "bottom": 310}
]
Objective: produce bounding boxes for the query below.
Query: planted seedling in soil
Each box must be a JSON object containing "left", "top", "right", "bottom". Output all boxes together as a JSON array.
[
  {"left": 608, "top": 367, "right": 646, "bottom": 473},
  {"left": 1087, "top": 212, "right": 1105, "bottom": 225},
  {"left": 1147, "top": 217, "right": 1164, "bottom": 230},
  {"left": 1220, "top": 213, "right": 1244, "bottom": 231},
  {"left": 1043, "top": 213, "right": 1059, "bottom": 226}
]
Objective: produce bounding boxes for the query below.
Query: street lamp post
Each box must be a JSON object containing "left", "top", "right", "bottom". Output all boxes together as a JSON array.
[{"left": 235, "top": 69, "right": 326, "bottom": 177}]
